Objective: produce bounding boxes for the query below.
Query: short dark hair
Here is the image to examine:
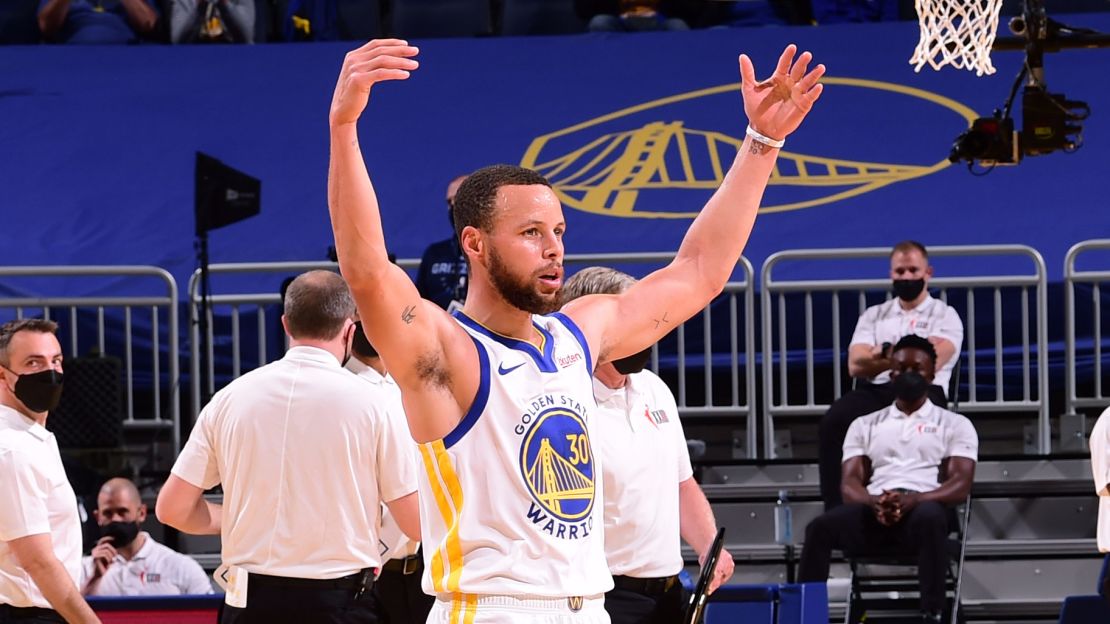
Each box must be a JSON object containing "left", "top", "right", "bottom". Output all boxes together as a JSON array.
[
  {"left": 0, "top": 319, "right": 59, "bottom": 367},
  {"left": 892, "top": 334, "right": 937, "bottom": 364},
  {"left": 283, "top": 271, "right": 355, "bottom": 341},
  {"left": 891, "top": 240, "right": 928, "bottom": 260},
  {"left": 452, "top": 165, "right": 551, "bottom": 241}
]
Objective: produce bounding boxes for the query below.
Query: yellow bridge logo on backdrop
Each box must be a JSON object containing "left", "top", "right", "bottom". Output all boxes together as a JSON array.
[{"left": 520, "top": 78, "right": 976, "bottom": 219}]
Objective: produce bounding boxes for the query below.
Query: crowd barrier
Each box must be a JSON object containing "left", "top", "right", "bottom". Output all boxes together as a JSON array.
[
  {"left": 4, "top": 241, "right": 1108, "bottom": 458},
  {"left": 184, "top": 253, "right": 759, "bottom": 456},
  {"left": 1065, "top": 239, "right": 1110, "bottom": 420},
  {"left": 0, "top": 266, "right": 181, "bottom": 450},
  {"left": 760, "top": 245, "right": 1049, "bottom": 456}
]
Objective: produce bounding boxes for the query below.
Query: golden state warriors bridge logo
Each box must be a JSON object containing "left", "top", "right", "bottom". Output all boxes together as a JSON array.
[
  {"left": 518, "top": 397, "right": 596, "bottom": 540},
  {"left": 521, "top": 78, "right": 977, "bottom": 218}
]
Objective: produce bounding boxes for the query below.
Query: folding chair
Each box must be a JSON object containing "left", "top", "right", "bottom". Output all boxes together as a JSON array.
[{"left": 845, "top": 495, "right": 970, "bottom": 624}]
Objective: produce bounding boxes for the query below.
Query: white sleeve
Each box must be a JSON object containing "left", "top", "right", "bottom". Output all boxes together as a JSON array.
[
  {"left": 170, "top": 401, "right": 221, "bottom": 490},
  {"left": 933, "top": 306, "right": 964, "bottom": 353},
  {"left": 0, "top": 448, "right": 51, "bottom": 541},
  {"left": 849, "top": 306, "right": 879, "bottom": 347},
  {"left": 375, "top": 404, "right": 419, "bottom": 504},
  {"left": 842, "top": 418, "right": 868, "bottom": 462},
  {"left": 946, "top": 414, "right": 979, "bottom": 461},
  {"left": 178, "top": 553, "right": 215, "bottom": 595}
]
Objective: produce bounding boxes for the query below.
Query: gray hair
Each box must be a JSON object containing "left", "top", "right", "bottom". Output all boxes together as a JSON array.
[
  {"left": 559, "top": 267, "right": 637, "bottom": 306},
  {"left": 283, "top": 270, "right": 356, "bottom": 340}
]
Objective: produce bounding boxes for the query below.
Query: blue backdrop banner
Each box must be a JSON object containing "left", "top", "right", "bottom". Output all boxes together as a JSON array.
[{"left": 3, "top": 17, "right": 1110, "bottom": 298}]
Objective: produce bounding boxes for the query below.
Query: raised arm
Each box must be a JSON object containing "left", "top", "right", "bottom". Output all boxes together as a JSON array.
[
  {"left": 328, "top": 39, "right": 477, "bottom": 442},
  {"left": 563, "top": 46, "right": 824, "bottom": 363}
]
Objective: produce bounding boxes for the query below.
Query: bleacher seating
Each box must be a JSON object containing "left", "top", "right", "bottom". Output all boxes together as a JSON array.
[
  {"left": 0, "top": 0, "right": 39, "bottom": 44},
  {"left": 391, "top": 0, "right": 492, "bottom": 38},
  {"left": 500, "top": 0, "right": 586, "bottom": 35}
]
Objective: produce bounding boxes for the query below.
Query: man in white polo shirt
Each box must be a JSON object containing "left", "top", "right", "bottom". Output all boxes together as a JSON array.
[
  {"left": 560, "top": 267, "right": 734, "bottom": 624},
  {"left": 0, "top": 319, "right": 100, "bottom": 624},
  {"left": 819, "top": 241, "right": 964, "bottom": 510},
  {"left": 799, "top": 334, "right": 977, "bottom": 624},
  {"left": 343, "top": 322, "right": 433, "bottom": 624},
  {"left": 1089, "top": 405, "right": 1110, "bottom": 599},
  {"left": 156, "top": 270, "right": 421, "bottom": 624},
  {"left": 81, "top": 478, "right": 211, "bottom": 597}
]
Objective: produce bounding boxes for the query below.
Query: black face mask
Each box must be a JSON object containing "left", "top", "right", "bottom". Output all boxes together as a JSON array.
[
  {"left": 101, "top": 520, "right": 141, "bottom": 549},
  {"left": 893, "top": 370, "right": 931, "bottom": 404},
  {"left": 612, "top": 347, "right": 652, "bottom": 376},
  {"left": 892, "top": 278, "right": 926, "bottom": 302},
  {"left": 341, "top": 324, "right": 356, "bottom": 367},
  {"left": 4, "top": 368, "right": 64, "bottom": 414}
]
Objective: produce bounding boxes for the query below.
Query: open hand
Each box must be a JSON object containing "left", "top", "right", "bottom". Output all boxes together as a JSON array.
[
  {"left": 739, "top": 45, "right": 825, "bottom": 142},
  {"left": 330, "top": 39, "right": 420, "bottom": 127}
]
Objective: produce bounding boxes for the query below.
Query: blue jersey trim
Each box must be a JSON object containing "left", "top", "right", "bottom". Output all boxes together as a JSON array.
[
  {"left": 550, "top": 312, "right": 593, "bottom": 375},
  {"left": 443, "top": 333, "right": 491, "bottom": 449},
  {"left": 452, "top": 311, "right": 558, "bottom": 372}
]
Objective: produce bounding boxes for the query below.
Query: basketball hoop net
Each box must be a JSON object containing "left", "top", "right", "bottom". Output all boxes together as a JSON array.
[{"left": 910, "top": 0, "right": 1005, "bottom": 76}]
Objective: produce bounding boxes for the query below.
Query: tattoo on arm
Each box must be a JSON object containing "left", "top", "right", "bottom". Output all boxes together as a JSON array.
[
  {"left": 401, "top": 306, "right": 416, "bottom": 324},
  {"left": 653, "top": 311, "right": 671, "bottom": 330},
  {"left": 748, "top": 140, "right": 768, "bottom": 155}
]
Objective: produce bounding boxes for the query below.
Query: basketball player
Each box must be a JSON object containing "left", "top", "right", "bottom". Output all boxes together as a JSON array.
[{"left": 327, "top": 39, "right": 824, "bottom": 623}]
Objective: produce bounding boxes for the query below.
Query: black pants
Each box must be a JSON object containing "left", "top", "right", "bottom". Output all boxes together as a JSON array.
[
  {"left": 220, "top": 574, "right": 381, "bottom": 624},
  {"left": 373, "top": 567, "right": 433, "bottom": 624},
  {"left": 818, "top": 382, "right": 948, "bottom": 510},
  {"left": 0, "top": 606, "right": 63, "bottom": 623},
  {"left": 798, "top": 502, "right": 951, "bottom": 613},
  {"left": 604, "top": 580, "right": 686, "bottom": 624}
]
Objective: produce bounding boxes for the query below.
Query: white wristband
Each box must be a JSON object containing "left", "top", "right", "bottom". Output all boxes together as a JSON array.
[{"left": 746, "top": 125, "right": 785, "bottom": 149}]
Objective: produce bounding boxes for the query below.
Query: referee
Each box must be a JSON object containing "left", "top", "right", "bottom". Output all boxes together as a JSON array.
[
  {"left": 0, "top": 319, "right": 100, "bottom": 624},
  {"left": 344, "top": 323, "right": 434, "bottom": 624},
  {"left": 156, "top": 270, "right": 420, "bottom": 624}
]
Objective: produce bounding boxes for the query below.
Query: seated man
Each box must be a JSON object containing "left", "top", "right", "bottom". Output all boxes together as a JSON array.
[
  {"left": 82, "top": 478, "right": 212, "bottom": 596},
  {"left": 170, "top": 0, "right": 254, "bottom": 43},
  {"left": 37, "top": 0, "right": 159, "bottom": 44},
  {"left": 799, "top": 335, "right": 977, "bottom": 624},
  {"left": 575, "top": 0, "right": 695, "bottom": 32},
  {"left": 820, "top": 240, "right": 963, "bottom": 509}
]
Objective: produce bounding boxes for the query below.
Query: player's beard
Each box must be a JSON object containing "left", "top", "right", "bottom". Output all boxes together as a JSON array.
[{"left": 488, "top": 247, "right": 560, "bottom": 315}]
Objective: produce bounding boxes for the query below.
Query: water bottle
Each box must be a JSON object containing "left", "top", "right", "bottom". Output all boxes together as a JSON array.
[{"left": 774, "top": 489, "right": 793, "bottom": 545}]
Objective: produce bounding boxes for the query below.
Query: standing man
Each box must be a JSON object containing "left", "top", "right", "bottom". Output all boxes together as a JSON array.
[
  {"left": 0, "top": 319, "right": 100, "bottom": 624},
  {"left": 81, "top": 478, "right": 211, "bottom": 597},
  {"left": 560, "top": 268, "right": 735, "bottom": 624},
  {"left": 156, "top": 271, "right": 421, "bottom": 624},
  {"left": 415, "top": 174, "right": 470, "bottom": 311},
  {"left": 344, "top": 323, "right": 433, "bottom": 624},
  {"left": 819, "top": 241, "right": 964, "bottom": 510},
  {"left": 1089, "top": 405, "right": 1110, "bottom": 600},
  {"left": 328, "top": 38, "right": 822, "bottom": 621}
]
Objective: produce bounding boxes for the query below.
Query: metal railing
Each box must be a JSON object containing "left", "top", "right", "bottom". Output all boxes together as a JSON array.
[
  {"left": 188, "top": 254, "right": 760, "bottom": 456},
  {"left": 761, "top": 245, "right": 1049, "bottom": 457},
  {"left": 1064, "top": 239, "right": 1110, "bottom": 418},
  {"left": 187, "top": 259, "right": 417, "bottom": 420},
  {"left": 0, "top": 266, "right": 181, "bottom": 450}
]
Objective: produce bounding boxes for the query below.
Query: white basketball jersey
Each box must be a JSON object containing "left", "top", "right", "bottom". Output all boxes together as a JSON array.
[{"left": 418, "top": 311, "right": 612, "bottom": 598}]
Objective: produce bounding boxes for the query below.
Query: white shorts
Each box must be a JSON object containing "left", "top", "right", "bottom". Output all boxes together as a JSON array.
[{"left": 427, "top": 593, "right": 610, "bottom": 624}]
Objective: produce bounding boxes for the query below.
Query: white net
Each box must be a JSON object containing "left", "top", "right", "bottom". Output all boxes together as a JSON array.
[{"left": 910, "top": 0, "right": 1006, "bottom": 76}]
